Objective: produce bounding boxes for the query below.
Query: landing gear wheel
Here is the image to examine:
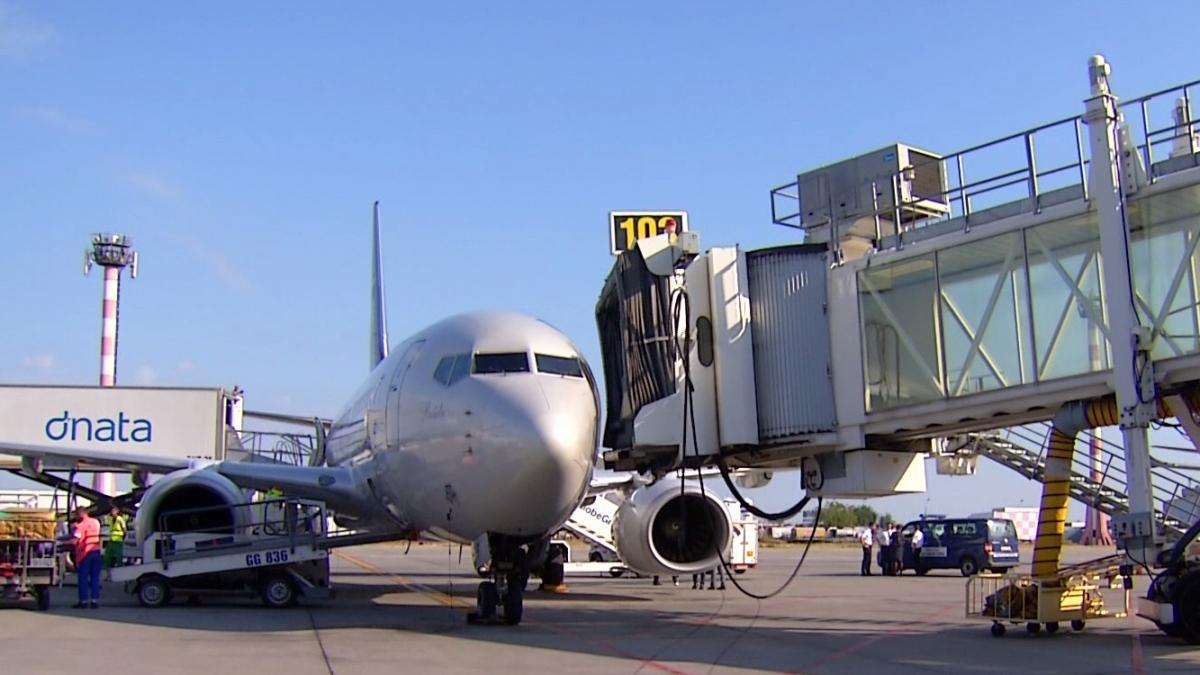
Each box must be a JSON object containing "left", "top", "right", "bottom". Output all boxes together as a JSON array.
[
  {"left": 473, "top": 580, "right": 499, "bottom": 621},
  {"left": 1026, "top": 622, "right": 1041, "bottom": 634},
  {"left": 1045, "top": 621, "right": 1059, "bottom": 634},
  {"left": 35, "top": 586, "right": 51, "bottom": 611},
  {"left": 609, "top": 568, "right": 625, "bottom": 578},
  {"left": 137, "top": 575, "right": 172, "bottom": 608},
  {"left": 1071, "top": 619, "right": 1086, "bottom": 632},
  {"left": 915, "top": 567, "right": 929, "bottom": 576},
  {"left": 959, "top": 557, "right": 978, "bottom": 577},
  {"left": 261, "top": 575, "right": 298, "bottom": 608},
  {"left": 503, "top": 573, "right": 525, "bottom": 625},
  {"left": 991, "top": 622, "right": 1006, "bottom": 637}
]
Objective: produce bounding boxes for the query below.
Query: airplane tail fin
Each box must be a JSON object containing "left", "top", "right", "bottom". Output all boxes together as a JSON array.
[{"left": 369, "top": 201, "right": 389, "bottom": 371}]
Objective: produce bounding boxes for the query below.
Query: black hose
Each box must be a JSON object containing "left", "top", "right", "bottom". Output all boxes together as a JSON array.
[{"left": 670, "top": 286, "right": 821, "bottom": 600}]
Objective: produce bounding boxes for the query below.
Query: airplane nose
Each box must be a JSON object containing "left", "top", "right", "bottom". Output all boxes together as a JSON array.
[{"left": 478, "top": 398, "right": 596, "bottom": 535}]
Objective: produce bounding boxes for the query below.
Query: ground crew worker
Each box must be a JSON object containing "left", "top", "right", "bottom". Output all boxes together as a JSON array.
[
  {"left": 859, "top": 522, "right": 875, "bottom": 576},
  {"left": 103, "top": 506, "right": 127, "bottom": 579},
  {"left": 910, "top": 525, "right": 925, "bottom": 574},
  {"left": 65, "top": 505, "right": 103, "bottom": 608},
  {"left": 877, "top": 522, "right": 892, "bottom": 575}
]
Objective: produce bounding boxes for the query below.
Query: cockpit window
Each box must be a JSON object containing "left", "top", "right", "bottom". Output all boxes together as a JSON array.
[
  {"left": 473, "top": 352, "right": 530, "bottom": 374},
  {"left": 448, "top": 354, "right": 471, "bottom": 384},
  {"left": 535, "top": 354, "right": 583, "bottom": 378},
  {"left": 434, "top": 354, "right": 472, "bottom": 386},
  {"left": 433, "top": 356, "right": 454, "bottom": 385}
]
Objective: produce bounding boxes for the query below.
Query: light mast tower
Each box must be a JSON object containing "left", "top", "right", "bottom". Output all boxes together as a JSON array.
[{"left": 84, "top": 233, "right": 138, "bottom": 495}]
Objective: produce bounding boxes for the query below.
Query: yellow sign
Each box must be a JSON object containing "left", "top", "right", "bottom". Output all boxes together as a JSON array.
[{"left": 609, "top": 211, "right": 688, "bottom": 255}]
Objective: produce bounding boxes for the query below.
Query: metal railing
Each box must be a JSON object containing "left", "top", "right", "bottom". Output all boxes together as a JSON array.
[
  {"left": 150, "top": 499, "right": 327, "bottom": 569},
  {"left": 235, "top": 431, "right": 318, "bottom": 466},
  {"left": 972, "top": 423, "right": 1200, "bottom": 538},
  {"left": 770, "top": 77, "right": 1200, "bottom": 251}
]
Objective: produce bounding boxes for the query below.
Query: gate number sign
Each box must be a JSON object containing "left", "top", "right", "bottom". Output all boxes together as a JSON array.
[{"left": 609, "top": 211, "right": 688, "bottom": 255}]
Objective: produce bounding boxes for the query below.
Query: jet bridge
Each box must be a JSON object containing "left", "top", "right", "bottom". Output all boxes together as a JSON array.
[{"left": 597, "top": 60, "right": 1200, "bottom": 509}]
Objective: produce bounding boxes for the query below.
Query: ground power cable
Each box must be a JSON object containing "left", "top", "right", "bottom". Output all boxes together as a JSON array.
[{"left": 669, "top": 287, "right": 824, "bottom": 601}]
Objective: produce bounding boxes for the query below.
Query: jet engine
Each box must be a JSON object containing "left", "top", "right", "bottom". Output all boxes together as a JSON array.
[
  {"left": 133, "top": 468, "right": 251, "bottom": 545},
  {"left": 611, "top": 479, "right": 732, "bottom": 576}
]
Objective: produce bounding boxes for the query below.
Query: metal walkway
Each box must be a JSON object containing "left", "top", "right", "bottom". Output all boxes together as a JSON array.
[{"left": 952, "top": 426, "right": 1200, "bottom": 540}]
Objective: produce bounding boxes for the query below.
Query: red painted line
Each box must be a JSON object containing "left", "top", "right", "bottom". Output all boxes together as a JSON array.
[
  {"left": 791, "top": 601, "right": 957, "bottom": 674},
  {"left": 1131, "top": 630, "right": 1145, "bottom": 675},
  {"left": 529, "top": 617, "right": 694, "bottom": 675}
]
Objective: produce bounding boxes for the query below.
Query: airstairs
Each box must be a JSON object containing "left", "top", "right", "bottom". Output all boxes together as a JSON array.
[
  {"left": 950, "top": 426, "right": 1200, "bottom": 539},
  {"left": 560, "top": 491, "right": 620, "bottom": 557}
]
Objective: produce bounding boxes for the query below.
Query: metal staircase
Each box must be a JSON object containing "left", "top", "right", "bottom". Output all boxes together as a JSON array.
[
  {"left": 561, "top": 492, "right": 620, "bottom": 556},
  {"left": 956, "top": 425, "right": 1200, "bottom": 539}
]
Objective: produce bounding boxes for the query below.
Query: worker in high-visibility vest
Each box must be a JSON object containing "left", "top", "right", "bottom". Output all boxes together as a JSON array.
[{"left": 102, "top": 506, "right": 128, "bottom": 578}]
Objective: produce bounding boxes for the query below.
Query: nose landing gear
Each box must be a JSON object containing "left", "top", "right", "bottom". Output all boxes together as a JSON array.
[{"left": 467, "top": 536, "right": 530, "bottom": 625}]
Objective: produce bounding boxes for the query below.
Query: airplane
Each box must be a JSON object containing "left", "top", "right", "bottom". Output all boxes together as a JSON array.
[{"left": 0, "top": 204, "right": 733, "bottom": 624}]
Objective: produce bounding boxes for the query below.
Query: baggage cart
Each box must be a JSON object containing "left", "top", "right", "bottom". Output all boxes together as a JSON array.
[
  {"left": 0, "top": 511, "right": 65, "bottom": 610},
  {"left": 966, "top": 556, "right": 1131, "bottom": 636}
]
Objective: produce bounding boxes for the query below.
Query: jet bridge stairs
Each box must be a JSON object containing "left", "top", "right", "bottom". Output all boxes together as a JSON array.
[{"left": 949, "top": 426, "right": 1200, "bottom": 540}]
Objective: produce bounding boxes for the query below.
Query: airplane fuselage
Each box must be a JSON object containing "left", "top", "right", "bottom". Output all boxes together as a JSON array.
[{"left": 324, "top": 311, "right": 599, "bottom": 544}]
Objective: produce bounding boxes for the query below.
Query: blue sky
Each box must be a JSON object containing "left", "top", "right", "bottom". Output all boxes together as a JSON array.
[{"left": 2, "top": 2, "right": 1197, "bottom": 520}]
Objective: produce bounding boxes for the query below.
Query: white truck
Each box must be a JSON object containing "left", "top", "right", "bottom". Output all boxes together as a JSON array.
[
  {"left": 724, "top": 499, "right": 759, "bottom": 573},
  {"left": 113, "top": 498, "right": 332, "bottom": 608}
]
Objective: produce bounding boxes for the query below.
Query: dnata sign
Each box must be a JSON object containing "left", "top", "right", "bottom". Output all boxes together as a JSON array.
[{"left": 44, "top": 411, "right": 153, "bottom": 443}]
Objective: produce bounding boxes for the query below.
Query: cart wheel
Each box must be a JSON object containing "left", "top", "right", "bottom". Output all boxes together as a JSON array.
[
  {"left": 261, "top": 575, "right": 298, "bottom": 608},
  {"left": 991, "top": 622, "right": 1006, "bottom": 637},
  {"left": 1026, "top": 622, "right": 1041, "bottom": 634},
  {"left": 137, "top": 576, "right": 172, "bottom": 608},
  {"left": 1071, "top": 619, "right": 1086, "bottom": 632},
  {"left": 35, "top": 587, "right": 51, "bottom": 611},
  {"left": 1045, "top": 621, "right": 1059, "bottom": 634}
]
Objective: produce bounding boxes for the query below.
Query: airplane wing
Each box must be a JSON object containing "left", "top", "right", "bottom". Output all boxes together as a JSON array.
[
  {"left": 0, "top": 441, "right": 193, "bottom": 474},
  {"left": 587, "top": 466, "right": 749, "bottom": 496},
  {"left": 214, "top": 462, "right": 374, "bottom": 519},
  {"left": 0, "top": 440, "right": 379, "bottom": 520}
]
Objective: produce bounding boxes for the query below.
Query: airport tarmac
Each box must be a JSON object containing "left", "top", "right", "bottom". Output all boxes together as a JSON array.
[{"left": 1, "top": 543, "right": 1197, "bottom": 674}]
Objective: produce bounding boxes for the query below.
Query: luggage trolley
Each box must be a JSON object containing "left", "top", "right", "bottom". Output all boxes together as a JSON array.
[
  {"left": 0, "top": 511, "right": 65, "bottom": 611},
  {"left": 966, "top": 557, "right": 1131, "bottom": 636},
  {"left": 113, "top": 498, "right": 332, "bottom": 608}
]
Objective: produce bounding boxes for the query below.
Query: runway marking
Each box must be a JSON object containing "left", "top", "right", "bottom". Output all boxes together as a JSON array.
[
  {"left": 334, "top": 550, "right": 467, "bottom": 608},
  {"left": 305, "top": 605, "right": 336, "bottom": 675},
  {"left": 1130, "top": 628, "right": 1146, "bottom": 675},
  {"left": 528, "top": 617, "right": 694, "bottom": 675},
  {"left": 340, "top": 551, "right": 693, "bottom": 673},
  {"left": 790, "top": 600, "right": 958, "bottom": 674}
]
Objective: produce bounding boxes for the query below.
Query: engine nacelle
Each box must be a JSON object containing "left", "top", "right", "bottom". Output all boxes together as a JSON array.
[
  {"left": 612, "top": 480, "right": 732, "bottom": 576},
  {"left": 134, "top": 468, "right": 250, "bottom": 545}
]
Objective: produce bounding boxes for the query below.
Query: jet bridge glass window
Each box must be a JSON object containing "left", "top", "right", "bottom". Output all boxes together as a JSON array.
[
  {"left": 473, "top": 352, "right": 530, "bottom": 374},
  {"left": 535, "top": 354, "right": 584, "bottom": 377}
]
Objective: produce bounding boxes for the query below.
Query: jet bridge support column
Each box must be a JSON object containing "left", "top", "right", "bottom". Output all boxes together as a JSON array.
[{"left": 1083, "top": 55, "right": 1160, "bottom": 557}]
